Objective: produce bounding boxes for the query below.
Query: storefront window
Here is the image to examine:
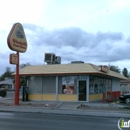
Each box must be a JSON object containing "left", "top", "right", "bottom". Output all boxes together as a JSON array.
[
  {"left": 108, "top": 79, "right": 112, "bottom": 92},
  {"left": 89, "top": 84, "right": 94, "bottom": 94},
  {"left": 94, "top": 84, "right": 98, "bottom": 94},
  {"left": 99, "top": 78, "right": 103, "bottom": 93},
  {"left": 89, "top": 76, "right": 94, "bottom": 94},
  {"left": 89, "top": 76, "right": 112, "bottom": 94},
  {"left": 94, "top": 77, "right": 98, "bottom": 94}
]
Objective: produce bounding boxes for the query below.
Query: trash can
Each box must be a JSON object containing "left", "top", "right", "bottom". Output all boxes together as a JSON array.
[
  {"left": 0, "top": 88, "right": 7, "bottom": 97},
  {"left": 22, "top": 86, "right": 29, "bottom": 101}
]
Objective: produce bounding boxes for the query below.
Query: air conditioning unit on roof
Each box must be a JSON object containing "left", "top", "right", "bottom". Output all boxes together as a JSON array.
[
  {"left": 44, "top": 53, "right": 55, "bottom": 64},
  {"left": 55, "top": 56, "right": 61, "bottom": 64}
]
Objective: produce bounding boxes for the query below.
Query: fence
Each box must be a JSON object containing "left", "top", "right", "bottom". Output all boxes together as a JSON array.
[{"left": 102, "top": 91, "right": 121, "bottom": 103}]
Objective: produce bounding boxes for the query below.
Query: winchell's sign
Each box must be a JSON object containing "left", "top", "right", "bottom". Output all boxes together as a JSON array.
[{"left": 7, "top": 23, "right": 27, "bottom": 52}]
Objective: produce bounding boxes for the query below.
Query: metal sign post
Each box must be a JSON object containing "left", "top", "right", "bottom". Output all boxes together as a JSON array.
[{"left": 14, "top": 52, "right": 20, "bottom": 105}]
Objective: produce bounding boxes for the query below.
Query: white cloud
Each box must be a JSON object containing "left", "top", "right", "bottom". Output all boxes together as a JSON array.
[
  {"left": 0, "top": 0, "right": 130, "bottom": 76},
  {"left": 109, "top": 0, "right": 130, "bottom": 12},
  {"left": 0, "top": 0, "right": 47, "bottom": 27}
]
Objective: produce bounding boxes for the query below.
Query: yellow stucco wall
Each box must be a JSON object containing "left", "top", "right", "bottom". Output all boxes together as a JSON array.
[
  {"left": 29, "top": 94, "right": 102, "bottom": 102},
  {"left": 42, "top": 94, "right": 56, "bottom": 101},
  {"left": 28, "top": 94, "right": 42, "bottom": 101},
  {"left": 28, "top": 94, "right": 56, "bottom": 101},
  {"left": 89, "top": 94, "right": 102, "bottom": 101},
  {"left": 58, "top": 94, "right": 77, "bottom": 101},
  {"left": 99, "top": 94, "right": 102, "bottom": 100}
]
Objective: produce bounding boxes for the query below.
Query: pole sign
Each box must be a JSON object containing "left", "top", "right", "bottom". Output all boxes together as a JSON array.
[
  {"left": 9, "top": 53, "right": 18, "bottom": 64},
  {"left": 7, "top": 23, "right": 28, "bottom": 105},
  {"left": 7, "top": 23, "right": 27, "bottom": 52}
]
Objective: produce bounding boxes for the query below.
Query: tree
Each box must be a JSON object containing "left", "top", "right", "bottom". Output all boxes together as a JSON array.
[
  {"left": 5, "top": 67, "right": 12, "bottom": 77},
  {"left": 109, "top": 65, "right": 121, "bottom": 73},
  {"left": 0, "top": 67, "right": 12, "bottom": 81},
  {"left": 20, "top": 63, "right": 31, "bottom": 87},
  {"left": 12, "top": 63, "right": 31, "bottom": 88},
  {"left": 20, "top": 62, "right": 30, "bottom": 69},
  {"left": 122, "top": 68, "right": 129, "bottom": 77},
  {"left": 128, "top": 72, "right": 130, "bottom": 78}
]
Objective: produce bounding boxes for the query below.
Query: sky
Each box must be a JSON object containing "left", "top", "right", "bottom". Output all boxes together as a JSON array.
[{"left": 0, "top": 0, "right": 130, "bottom": 75}]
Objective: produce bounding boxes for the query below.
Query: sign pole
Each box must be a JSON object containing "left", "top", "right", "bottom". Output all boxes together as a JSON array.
[{"left": 15, "top": 51, "right": 20, "bottom": 105}]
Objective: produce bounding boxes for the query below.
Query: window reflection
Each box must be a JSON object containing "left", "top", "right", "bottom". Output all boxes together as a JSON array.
[{"left": 89, "top": 76, "right": 112, "bottom": 94}]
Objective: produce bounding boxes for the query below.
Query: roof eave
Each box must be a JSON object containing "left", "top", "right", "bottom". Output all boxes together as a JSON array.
[{"left": 11, "top": 72, "right": 126, "bottom": 80}]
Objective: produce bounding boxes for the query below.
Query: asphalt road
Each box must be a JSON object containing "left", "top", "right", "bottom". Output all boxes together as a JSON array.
[{"left": 0, "top": 112, "right": 125, "bottom": 130}]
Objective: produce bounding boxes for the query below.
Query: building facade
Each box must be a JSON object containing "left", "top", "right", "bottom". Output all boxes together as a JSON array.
[
  {"left": 120, "top": 79, "right": 130, "bottom": 94},
  {"left": 15, "top": 63, "right": 127, "bottom": 102},
  {"left": 0, "top": 78, "right": 14, "bottom": 90}
]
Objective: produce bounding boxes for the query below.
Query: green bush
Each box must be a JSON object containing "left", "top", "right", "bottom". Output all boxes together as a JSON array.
[{"left": 0, "top": 89, "right": 7, "bottom": 97}]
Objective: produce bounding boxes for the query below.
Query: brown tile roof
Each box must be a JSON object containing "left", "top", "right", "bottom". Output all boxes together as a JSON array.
[{"left": 12, "top": 63, "right": 127, "bottom": 80}]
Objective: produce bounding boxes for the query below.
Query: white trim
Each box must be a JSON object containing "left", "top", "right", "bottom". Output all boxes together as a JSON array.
[
  {"left": 87, "top": 75, "right": 89, "bottom": 102},
  {"left": 56, "top": 76, "right": 58, "bottom": 101},
  {"left": 77, "top": 80, "right": 78, "bottom": 101},
  {"left": 41, "top": 76, "right": 43, "bottom": 101}
]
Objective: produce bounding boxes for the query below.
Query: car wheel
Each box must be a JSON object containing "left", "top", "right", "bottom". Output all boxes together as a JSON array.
[{"left": 126, "top": 98, "right": 130, "bottom": 104}]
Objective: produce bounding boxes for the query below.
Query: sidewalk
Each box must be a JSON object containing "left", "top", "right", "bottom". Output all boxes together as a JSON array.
[{"left": 0, "top": 97, "right": 130, "bottom": 118}]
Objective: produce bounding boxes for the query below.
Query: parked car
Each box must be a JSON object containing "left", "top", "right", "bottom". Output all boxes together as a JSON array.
[
  {"left": 0, "top": 88, "right": 7, "bottom": 97},
  {"left": 119, "top": 94, "right": 130, "bottom": 104}
]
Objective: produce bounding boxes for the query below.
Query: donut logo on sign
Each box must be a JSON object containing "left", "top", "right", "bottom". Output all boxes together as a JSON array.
[
  {"left": 7, "top": 23, "right": 27, "bottom": 53},
  {"left": 16, "top": 26, "right": 24, "bottom": 38}
]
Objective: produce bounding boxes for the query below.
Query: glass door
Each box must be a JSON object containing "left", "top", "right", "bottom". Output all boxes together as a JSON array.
[{"left": 78, "top": 80, "right": 86, "bottom": 101}]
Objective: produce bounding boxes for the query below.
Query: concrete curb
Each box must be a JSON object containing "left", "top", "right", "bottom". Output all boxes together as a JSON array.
[{"left": 0, "top": 107, "right": 130, "bottom": 118}]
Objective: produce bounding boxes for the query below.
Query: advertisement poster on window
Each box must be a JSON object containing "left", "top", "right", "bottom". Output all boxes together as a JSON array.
[{"left": 62, "top": 77, "right": 74, "bottom": 94}]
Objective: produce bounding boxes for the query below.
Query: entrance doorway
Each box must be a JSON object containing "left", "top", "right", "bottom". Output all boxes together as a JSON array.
[{"left": 78, "top": 80, "right": 87, "bottom": 101}]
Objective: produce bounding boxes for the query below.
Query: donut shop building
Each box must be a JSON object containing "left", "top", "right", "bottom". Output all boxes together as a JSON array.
[{"left": 17, "top": 63, "right": 127, "bottom": 102}]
